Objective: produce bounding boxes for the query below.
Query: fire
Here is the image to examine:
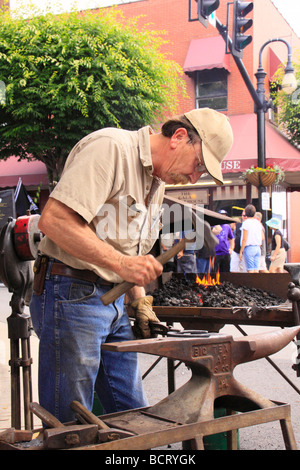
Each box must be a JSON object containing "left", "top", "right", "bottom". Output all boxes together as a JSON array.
[{"left": 196, "top": 258, "right": 221, "bottom": 288}]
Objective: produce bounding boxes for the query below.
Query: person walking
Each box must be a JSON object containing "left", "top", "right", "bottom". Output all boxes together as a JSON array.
[
  {"left": 230, "top": 215, "right": 246, "bottom": 272},
  {"left": 266, "top": 217, "right": 287, "bottom": 273},
  {"left": 254, "top": 212, "right": 269, "bottom": 273},
  {"left": 239, "top": 204, "right": 264, "bottom": 273},
  {"left": 213, "top": 210, "right": 235, "bottom": 272}
]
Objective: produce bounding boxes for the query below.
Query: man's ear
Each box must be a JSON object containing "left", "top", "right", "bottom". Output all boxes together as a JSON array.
[{"left": 170, "top": 127, "right": 188, "bottom": 148}]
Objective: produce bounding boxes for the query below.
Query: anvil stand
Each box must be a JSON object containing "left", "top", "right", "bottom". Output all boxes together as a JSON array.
[
  {"left": 98, "top": 327, "right": 299, "bottom": 451},
  {"left": 0, "top": 218, "right": 33, "bottom": 430}
]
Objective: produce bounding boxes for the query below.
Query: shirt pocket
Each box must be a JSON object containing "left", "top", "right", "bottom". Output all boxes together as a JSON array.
[{"left": 96, "top": 194, "right": 146, "bottom": 254}]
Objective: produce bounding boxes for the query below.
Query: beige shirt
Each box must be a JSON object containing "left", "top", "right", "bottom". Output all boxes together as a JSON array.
[{"left": 39, "top": 126, "right": 165, "bottom": 282}]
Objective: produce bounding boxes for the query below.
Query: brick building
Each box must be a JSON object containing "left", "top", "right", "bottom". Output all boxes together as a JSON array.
[{"left": 111, "top": 0, "right": 300, "bottom": 262}]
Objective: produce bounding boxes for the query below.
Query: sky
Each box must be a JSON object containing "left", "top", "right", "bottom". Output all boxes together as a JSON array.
[
  {"left": 270, "top": 0, "right": 300, "bottom": 36},
  {"left": 9, "top": 0, "right": 300, "bottom": 37}
]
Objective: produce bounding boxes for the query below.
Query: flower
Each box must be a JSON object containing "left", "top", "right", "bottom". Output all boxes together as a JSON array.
[{"left": 242, "top": 164, "right": 285, "bottom": 184}]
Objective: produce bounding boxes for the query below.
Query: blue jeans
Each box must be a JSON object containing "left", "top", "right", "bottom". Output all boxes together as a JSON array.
[
  {"left": 243, "top": 245, "right": 261, "bottom": 271},
  {"left": 30, "top": 260, "right": 148, "bottom": 423},
  {"left": 196, "top": 257, "right": 210, "bottom": 274},
  {"left": 177, "top": 252, "right": 197, "bottom": 274}
]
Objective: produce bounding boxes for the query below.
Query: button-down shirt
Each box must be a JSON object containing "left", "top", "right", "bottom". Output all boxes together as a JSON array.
[{"left": 39, "top": 126, "right": 165, "bottom": 282}]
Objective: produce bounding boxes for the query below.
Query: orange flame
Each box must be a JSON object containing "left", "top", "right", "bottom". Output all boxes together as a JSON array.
[{"left": 196, "top": 257, "right": 221, "bottom": 288}]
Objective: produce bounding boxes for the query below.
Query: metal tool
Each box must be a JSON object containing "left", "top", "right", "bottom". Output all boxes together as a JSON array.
[
  {"left": 2, "top": 327, "right": 299, "bottom": 450},
  {"left": 70, "top": 401, "right": 135, "bottom": 442},
  {"left": 99, "top": 326, "right": 300, "bottom": 450},
  {"left": 0, "top": 217, "right": 40, "bottom": 430},
  {"left": 101, "top": 206, "right": 219, "bottom": 306},
  {"left": 100, "top": 237, "right": 188, "bottom": 306},
  {"left": 29, "top": 402, "right": 98, "bottom": 449}
]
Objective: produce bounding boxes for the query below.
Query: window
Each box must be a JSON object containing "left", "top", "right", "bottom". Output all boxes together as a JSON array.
[{"left": 195, "top": 69, "right": 228, "bottom": 111}]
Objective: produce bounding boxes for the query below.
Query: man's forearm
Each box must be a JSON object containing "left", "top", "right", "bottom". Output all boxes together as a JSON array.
[{"left": 38, "top": 198, "right": 163, "bottom": 286}]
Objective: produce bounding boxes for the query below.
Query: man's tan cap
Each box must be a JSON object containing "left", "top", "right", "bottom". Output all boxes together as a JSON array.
[{"left": 184, "top": 108, "right": 233, "bottom": 185}]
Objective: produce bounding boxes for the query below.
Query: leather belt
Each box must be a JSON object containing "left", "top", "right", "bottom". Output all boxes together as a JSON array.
[{"left": 50, "top": 262, "right": 114, "bottom": 286}]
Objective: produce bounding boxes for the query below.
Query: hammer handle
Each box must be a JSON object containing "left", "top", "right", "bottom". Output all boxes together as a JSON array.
[
  {"left": 70, "top": 401, "right": 109, "bottom": 430},
  {"left": 30, "top": 402, "right": 64, "bottom": 428},
  {"left": 100, "top": 238, "right": 187, "bottom": 306}
]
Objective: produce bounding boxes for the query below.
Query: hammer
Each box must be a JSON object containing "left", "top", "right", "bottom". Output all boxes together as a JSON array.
[
  {"left": 101, "top": 215, "right": 218, "bottom": 306},
  {"left": 100, "top": 237, "right": 187, "bottom": 306},
  {"left": 29, "top": 402, "right": 99, "bottom": 449}
]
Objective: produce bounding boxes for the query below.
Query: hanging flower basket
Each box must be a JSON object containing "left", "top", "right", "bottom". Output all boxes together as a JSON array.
[{"left": 243, "top": 164, "right": 285, "bottom": 187}]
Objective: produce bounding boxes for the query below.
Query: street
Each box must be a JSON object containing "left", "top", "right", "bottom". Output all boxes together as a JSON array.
[{"left": 1, "top": 284, "right": 300, "bottom": 450}]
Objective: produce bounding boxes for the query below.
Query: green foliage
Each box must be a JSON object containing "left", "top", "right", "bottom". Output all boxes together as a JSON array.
[
  {"left": 272, "top": 54, "right": 300, "bottom": 147},
  {"left": 0, "top": 5, "right": 186, "bottom": 182}
]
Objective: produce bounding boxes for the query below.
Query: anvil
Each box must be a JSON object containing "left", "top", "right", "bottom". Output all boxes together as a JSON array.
[{"left": 102, "top": 327, "right": 300, "bottom": 426}]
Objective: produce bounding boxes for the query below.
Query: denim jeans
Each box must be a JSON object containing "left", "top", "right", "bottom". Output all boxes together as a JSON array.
[
  {"left": 243, "top": 245, "right": 261, "bottom": 271},
  {"left": 176, "top": 252, "right": 197, "bottom": 274},
  {"left": 30, "top": 259, "right": 148, "bottom": 423}
]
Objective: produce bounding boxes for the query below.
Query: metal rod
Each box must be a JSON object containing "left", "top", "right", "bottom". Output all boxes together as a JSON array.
[{"left": 142, "top": 356, "right": 163, "bottom": 380}]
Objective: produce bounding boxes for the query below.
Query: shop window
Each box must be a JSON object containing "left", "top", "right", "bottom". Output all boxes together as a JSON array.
[{"left": 195, "top": 69, "right": 228, "bottom": 111}]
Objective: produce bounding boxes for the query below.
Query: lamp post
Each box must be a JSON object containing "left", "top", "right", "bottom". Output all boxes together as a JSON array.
[
  {"left": 215, "top": 16, "right": 297, "bottom": 220},
  {"left": 190, "top": 3, "right": 297, "bottom": 220},
  {"left": 255, "top": 39, "right": 297, "bottom": 222}
]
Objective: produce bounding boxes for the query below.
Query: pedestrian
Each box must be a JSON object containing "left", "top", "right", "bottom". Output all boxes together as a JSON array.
[
  {"left": 196, "top": 243, "right": 215, "bottom": 274},
  {"left": 29, "top": 108, "right": 233, "bottom": 423},
  {"left": 230, "top": 216, "right": 246, "bottom": 272},
  {"left": 266, "top": 217, "right": 286, "bottom": 273},
  {"left": 213, "top": 210, "right": 234, "bottom": 272},
  {"left": 175, "top": 230, "right": 197, "bottom": 274},
  {"left": 254, "top": 212, "right": 269, "bottom": 273},
  {"left": 239, "top": 204, "right": 264, "bottom": 273}
]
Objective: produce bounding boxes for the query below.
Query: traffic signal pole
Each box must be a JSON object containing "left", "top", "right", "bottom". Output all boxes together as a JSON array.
[
  {"left": 215, "top": 17, "right": 268, "bottom": 218},
  {"left": 189, "top": 0, "right": 296, "bottom": 223}
]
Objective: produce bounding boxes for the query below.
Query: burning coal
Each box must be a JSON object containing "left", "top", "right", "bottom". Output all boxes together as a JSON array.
[{"left": 150, "top": 275, "right": 284, "bottom": 309}]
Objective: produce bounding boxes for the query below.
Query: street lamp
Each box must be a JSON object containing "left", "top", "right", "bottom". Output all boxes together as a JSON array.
[
  {"left": 190, "top": 2, "right": 298, "bottom": 220},
  {"left": 255, "top": 38, "right": 297, "bottom": 220}
]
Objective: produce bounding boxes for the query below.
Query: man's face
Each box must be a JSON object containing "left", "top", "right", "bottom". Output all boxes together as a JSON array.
[{"left": 162, "top": 133, "right": 207, "bottom": 185}]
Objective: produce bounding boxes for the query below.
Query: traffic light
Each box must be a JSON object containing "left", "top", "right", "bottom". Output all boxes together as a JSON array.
[
  {"left": 232, "top": 1, "right": 253, "bottom": 58},
  {"left": 195, "top": 0, "right": 220, "bottom": 27}
]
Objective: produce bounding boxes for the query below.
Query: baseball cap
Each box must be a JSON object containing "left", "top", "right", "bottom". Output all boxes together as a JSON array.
[
  {"left": 266, "top": 217, "right": 281, "bottom": 230},
  {"left": 184, "top": 108, "right": 233, "bottom": 186}
]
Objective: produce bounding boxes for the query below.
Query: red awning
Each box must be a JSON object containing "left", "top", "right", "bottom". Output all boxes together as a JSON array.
[
  {"left": 269, "top": 48, "right": 283, "bottom": 82},
  {"left": 0, "top": 157, "right": 48, "bottom": 187},
  {"left": 183, "top": 36, "right": 230, "bottom": 73},
  {"left": 222, "top": 114, "right": 300, "bottom": 174}
]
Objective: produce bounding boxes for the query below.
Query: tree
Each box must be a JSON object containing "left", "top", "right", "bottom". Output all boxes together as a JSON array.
[
  {"left": 0, "top": 5, "right": 186, "bottom": 183},
  {"left": 272, "top": 55, "right": 300, "bottom": 148}
]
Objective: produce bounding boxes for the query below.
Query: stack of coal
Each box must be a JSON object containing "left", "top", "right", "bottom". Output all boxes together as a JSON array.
[{"left": 150, "top": 277, "right": 284, "bottom": 309}]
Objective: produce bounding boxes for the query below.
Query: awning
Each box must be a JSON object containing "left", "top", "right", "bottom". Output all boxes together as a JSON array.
[
  {"left": 0, "top": 156, "right": 48, "bottom": 187},
  {"left": 269, "top": 48, "right": 283, "bottom": 82},
  {"left": 222, "top": 114, "right": 300, "bottom": 174},
  {"left": 183, "top": 36, "right": 230, "bottom": 73}
]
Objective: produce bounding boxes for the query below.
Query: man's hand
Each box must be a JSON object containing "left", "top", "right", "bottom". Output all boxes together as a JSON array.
[
  {"left": 130, "top": 296, "right": 160, "bottom": 339},
  {"left": 118, "top": 254, "right": 163, "bottom": 286}
]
